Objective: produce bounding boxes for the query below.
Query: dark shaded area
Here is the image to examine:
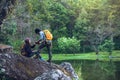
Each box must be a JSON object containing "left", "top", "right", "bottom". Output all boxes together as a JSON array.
[
  {"left": 113, "top": 35, "right": 120, "bottom": 50},
  {"left": 80, "top": 40, "right": 93, "bottom": 53},
  {"left": 115, "top": 62, "right": 120, "bottom": 80},
  {"left": 0, "top": 74, "right": 16, "bottom": 80}
]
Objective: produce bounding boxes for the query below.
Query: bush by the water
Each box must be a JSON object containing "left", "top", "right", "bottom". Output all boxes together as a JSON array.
[{"left": 57, "top": 37, "right": 80, "bottom": 53}]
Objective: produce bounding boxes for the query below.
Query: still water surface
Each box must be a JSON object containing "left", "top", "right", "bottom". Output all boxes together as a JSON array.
[{"left": 54, "top": 59, "right": 120, "bottom": 80}]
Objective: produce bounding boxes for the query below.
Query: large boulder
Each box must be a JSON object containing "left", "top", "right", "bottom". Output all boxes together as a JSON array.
[
  {"left": 34, "top": 62, "right": 79, "bottom": 80},
  {"left": 0, "top": 52, "right": 55, "bottom": 80},
  {"left": 0, "top": 44, "right": 78, "bottom": 80},
  {"left": 0, "top": 45, "right": 79, "bottom": 80},
  {"left": 0, "top": 53, "right": 78, "bottom": 80}
]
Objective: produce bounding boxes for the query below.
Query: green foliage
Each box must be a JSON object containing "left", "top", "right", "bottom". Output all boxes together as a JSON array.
[
  {"left": 57, "top": 37, "right": 80, "bottom": 53},
  {"left": 0, "top": 31, "right": 9, "bottom": 44},
  {"left": 1, "top": 0, "right": 120, "bottom": 53},
  {"left": 9, "top": 39, "right": 23, "bottom": 54},
  {"left": 100, "top": 40, "right": 114, "bottom": 52},
  {"left": 74, "top": 16, "right": 90, "bottom": 39},
  {"left": 0, "top": 20, "right": 17, "bottom": 44},
  {"left": 3, "top": 21, "right": 17, "bottom": 36}
]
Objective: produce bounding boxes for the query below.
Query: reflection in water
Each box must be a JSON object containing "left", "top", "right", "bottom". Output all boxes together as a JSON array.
[
  {"left": 115, "top": 61, "right": 120, "bottom": 80},
  {"left": 54, "top": 59, "right": 120, "bottom": 80},
  {"left": 81, "top": 59, "right": 116, "bottom": 80}
]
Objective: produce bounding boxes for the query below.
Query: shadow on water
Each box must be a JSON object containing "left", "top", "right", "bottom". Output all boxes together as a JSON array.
[{"left": 53, "top": 59, "right": 120, "bottom": 80}]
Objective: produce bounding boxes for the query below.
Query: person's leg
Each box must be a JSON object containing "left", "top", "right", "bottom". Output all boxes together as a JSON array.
[
  {"left": 29, "top": 52, "right": 35, "bottom": 57},
  {"left": 37, "top": 42, "right": 46, "bottom": 54},
  {"left": 46, "top": 42, "right": 52, "bottom": 62},
  {"left": 35, "top": 42, "right": 46, "bottom": 60},
  {"left": 33, "top": 54, "right": 41, "bottom": 59}
]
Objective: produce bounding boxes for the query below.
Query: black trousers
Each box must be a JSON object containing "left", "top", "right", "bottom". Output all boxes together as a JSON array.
[{"left": 37, "top": 40, "right": 52, "bottom": 62}]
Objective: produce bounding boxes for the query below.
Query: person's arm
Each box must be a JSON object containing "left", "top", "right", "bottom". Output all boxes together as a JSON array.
[
  {"left": 31, "top": 44, "right": 36, "bottom": 48},
  {"left": 35, "top": 31, "right": 45, "bottom": 44},
  {"left": 39, "top": 31, "right": 45, "bottom": 41}
]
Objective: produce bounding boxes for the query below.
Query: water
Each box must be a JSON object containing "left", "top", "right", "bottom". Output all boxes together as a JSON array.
[{"left": 54, "top": 59, "right": 120, "bottom": 80}]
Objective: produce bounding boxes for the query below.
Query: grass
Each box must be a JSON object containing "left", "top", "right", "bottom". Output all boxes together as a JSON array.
[{"left": 41, "top": 50, "right": 120, "bottom": 61}]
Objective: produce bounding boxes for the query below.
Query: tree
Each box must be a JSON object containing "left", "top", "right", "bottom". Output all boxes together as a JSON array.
[
  {"left": 1, "top": 0, "right": 120, "bottom": 53},
  {"left": 0, "top": 0, "right": 17, "bottom": 28}
]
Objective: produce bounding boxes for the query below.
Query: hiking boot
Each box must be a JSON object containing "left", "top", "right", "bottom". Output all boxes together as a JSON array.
[
  {"left": 39, "top": 57, "right": 44, "bottom": 61},
  {"left": 47, "top": 60, "right": 51, "bottom": 63}
]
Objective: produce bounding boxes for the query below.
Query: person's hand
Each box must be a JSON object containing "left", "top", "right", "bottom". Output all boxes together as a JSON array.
[
  {"left": 35, "top": 41, "right": 40, "bottom": 44},
  {"left": 33, "top": 43, "right": 36, "bottom": 46}
]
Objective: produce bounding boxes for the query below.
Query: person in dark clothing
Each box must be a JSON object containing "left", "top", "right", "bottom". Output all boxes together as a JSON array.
[
  {"left": 35, "top": 28, "right": 52, "bottom": 63},
  {"left": 21, "top": 38, "right": 42, "bottom": 60}
]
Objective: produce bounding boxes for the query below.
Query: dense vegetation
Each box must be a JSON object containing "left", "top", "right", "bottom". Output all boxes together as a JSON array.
[{"left": 0, "top": 0, "right": 120, "bottom": 54}]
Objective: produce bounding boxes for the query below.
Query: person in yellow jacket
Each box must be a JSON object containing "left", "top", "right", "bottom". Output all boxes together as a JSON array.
[{"left": 35, "top": 28, "right": 52, "bottom": 63}]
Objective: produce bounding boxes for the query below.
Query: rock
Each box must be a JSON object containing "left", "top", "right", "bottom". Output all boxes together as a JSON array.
[
  {"left": 34, "top": 69, "right": 71, "bottom": 80},
  {"left": 0, "top": 52, "right": 77, "bottom": 80},
  {"left": 0, "top": 45, "right": 78, "bottom": 80},
  {"left": 34, "top": 62, "right": 79, "bottom": 80},
  {"left": 60, "top": 62, "right": 79, "bottom": 80},
  {"left": 0, "top": 52, "right": 56, "bottom": 80},
  {"left": 0, "top": 44, "right": 13, "bottom": 53}
]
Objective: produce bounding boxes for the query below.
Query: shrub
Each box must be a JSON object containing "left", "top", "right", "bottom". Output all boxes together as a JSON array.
[
  {"left": 9, "top": 39, "right": 23, "bottom": 54},
  {"left": 57, "top": 37, "right": 80, "bottom": 53},
  {"left": 0, "top": 31, "right": 9, "bottom": 44},
  {"left": 99, "top": 40, "right": 114, "bottom": 52}
]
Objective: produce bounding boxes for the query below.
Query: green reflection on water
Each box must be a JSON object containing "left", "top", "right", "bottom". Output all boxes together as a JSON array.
[{"left": 53, "top": 59, "right": 120, "bottom": 80}]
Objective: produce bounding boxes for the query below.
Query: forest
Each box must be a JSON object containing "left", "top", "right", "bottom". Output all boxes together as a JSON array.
[
  {"left": 1, "top": 0, "right": 120, "bottom": 80},
  {"left": 0, "top": 0, "right": 120, "bottom": 54}
]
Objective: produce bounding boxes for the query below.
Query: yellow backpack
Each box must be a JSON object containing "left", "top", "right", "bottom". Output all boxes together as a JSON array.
[{"left": 43, "top": 30, "right": 53, "bottom": 40}]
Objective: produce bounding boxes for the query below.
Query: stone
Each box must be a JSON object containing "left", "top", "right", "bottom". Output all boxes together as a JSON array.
[
  {"left": 60, "top": 62, "right": 79, "bottom": 80},
  {"left": 0, "top": 45, "right": 78, "bottom": 80},
  {"left": 0, "top": 44, "right": 13, "bottom": 53},
  {"left": 0, "top": 52, "right": 75, "bottom": 80},
  {"left": 34, "top": 62, "right": 79, "bottom": 80},
  {"left": 34, "top": 69, "right": 71, "bottom": 80},
  {"left": 0, "top": 52, "right": 55, "bottom": 80}
]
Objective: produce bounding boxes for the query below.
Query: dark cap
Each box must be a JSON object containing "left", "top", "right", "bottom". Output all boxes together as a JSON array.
[{"left": 35, "top": 28, "right": 41, "bottom": 34}]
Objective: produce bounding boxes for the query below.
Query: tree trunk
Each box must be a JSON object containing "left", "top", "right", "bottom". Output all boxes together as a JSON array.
[{"left": 0, "top": 0, "right": 17, "bottom": 26}]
